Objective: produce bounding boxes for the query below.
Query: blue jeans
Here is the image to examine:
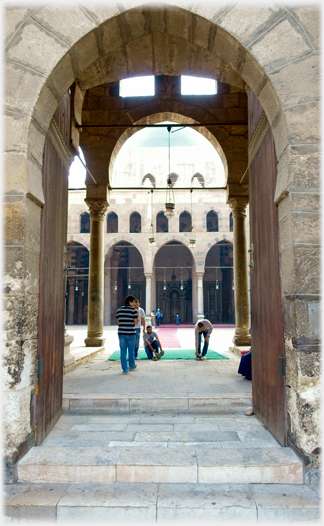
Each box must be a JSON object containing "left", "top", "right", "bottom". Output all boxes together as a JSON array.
[
  {"left": 134, "top": 328, "right": 141, "bottom": 358},
  {"left": 118, "top": 334, "right": 136, "bottom": 372},
  {"left": 198, "top": 329, "right": 210, "bottom": 356},
  {"left": 145, "top": 339, "right": 159, "bottom": 359}
]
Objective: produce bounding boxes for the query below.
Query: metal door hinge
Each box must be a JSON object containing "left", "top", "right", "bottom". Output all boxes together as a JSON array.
[
  {"left": 278, "top": 356, "right": 286, "bottom": 377},
  {"left": 37, "top": 359, "right": 44, "bottom": 379}
]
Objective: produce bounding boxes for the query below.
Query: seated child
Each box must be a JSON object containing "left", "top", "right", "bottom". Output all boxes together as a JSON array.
[{"left": 143, "top": 326, "right": 165, "bottom": 361}]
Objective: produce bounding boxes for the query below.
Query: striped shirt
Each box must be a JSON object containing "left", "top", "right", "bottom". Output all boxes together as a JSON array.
[{"left": 116, "top": 306, "right": 138, "bottom": 335}]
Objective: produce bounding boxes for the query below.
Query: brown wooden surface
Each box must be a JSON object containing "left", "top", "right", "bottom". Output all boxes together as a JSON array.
[
  {"left": 36, "top": 93, "right": 71, "bottom": 444},
  {"left": 248, "top": 89, "right": 287, "bottom": 446}
]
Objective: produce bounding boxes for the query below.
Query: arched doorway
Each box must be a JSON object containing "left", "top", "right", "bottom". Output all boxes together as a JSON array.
[
  {"left": 105, "top": 241, "right": 145, "bottom": 324},
  {"left": 5, "top": 4, "right": 319, "bottom": 466},
  {"left": 154, "top": 241, "right": 194, "bottom": 323},
  {"left": 66, "top": 241, "right": 89, "bottom": 325},
  {"left": 204, "top": 241, "right": 234, "bottom": 324}
]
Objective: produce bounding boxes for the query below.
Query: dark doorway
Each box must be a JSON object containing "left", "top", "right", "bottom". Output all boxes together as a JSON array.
[
  {"left": 204, "top": 241, "right": 234, "bottom": 323},
  {"left": 154, "top": 241, "right": 193, "bottom": 323}
]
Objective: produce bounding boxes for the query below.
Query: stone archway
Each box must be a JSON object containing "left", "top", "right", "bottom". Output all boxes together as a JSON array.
[
  {"left": 154, "top": 240, "right": 194, "bottom": 323},
  {"left": 4, "top": 3, "right": 320, "bottom": 473},
  {"left": 104, "top": 241, "right": 146, "bottom": 325},
  {"left": 204, "top": 240, "right": 234, "bottom": 324}
]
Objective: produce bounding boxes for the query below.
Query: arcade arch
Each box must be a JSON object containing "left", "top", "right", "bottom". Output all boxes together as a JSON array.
[
  {"left": 204, "top": 241, "right": 234, "bottom": 324},
  {"left": 154, "top": 241, "right": 194, "bottom": 323},
  {"left": 104, "top": 241, "right": 146, "bottom": 325}
]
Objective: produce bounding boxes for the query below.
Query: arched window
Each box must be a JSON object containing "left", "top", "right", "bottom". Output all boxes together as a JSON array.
[
  {"left": 80, "top": 212, "right": 90, "bottom": 233},
  {"left": 191, "top": 173, "right": 205, "bottom": 188},
  {"left": 206, "top": 210, "right": 218, "bottom": 232},
  {"left": 229, "top": 212, "right": 233, "bottom": 232},
  {"left": 156, "top": 211, "right": 168, "bottom": 233},
  {"left": 130, "top": 212, "right": 141, "bottom": 233},
  {"left": 107, "top": 212, "right": 118, "bottom": 233},
  {"left": 179, "top": 211, "right": 192, "bottom": 233},
  {"left": 142, "top": 173, "right": 156, "bottom": 188}
]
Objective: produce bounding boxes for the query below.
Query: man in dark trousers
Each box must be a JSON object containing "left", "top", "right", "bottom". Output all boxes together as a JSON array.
[
  {"left": 116, "top": 295, "right": 139, "bottom": 374},
  {"left": 194, "top": 319, "right": 213, "bottom": 360},
  {"left": 143, "top": 326, "right": 164, "bottom": 360}
]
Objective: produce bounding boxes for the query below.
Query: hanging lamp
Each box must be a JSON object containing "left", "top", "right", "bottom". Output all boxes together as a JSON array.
[
  {"left": 188, "top": 188, "right": 196, "bottom": 248},
  {"left": 165, "top": 125, "right": 175, "bottom": 219},
  {"left": 128, "top": 268, "right": 131, "bottom": 289},
  {"left": 148, "top": 189, "right": 156, "bottom": 246}
]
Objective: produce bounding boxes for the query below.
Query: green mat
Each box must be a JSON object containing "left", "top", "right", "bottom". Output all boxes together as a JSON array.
[{"left": 108, "top": 349, "right": 229, "bottom": 361}]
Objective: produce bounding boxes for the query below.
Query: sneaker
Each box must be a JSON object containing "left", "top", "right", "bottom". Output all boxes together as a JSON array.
[
  {"left": 200, "top": 356, "right": 207, "bottom": 360},
  {"left": 159, "top": 350, "right": 165, "bottom": 358},
  {"left": 122, "top": 370, "right": 128, "bottom": 374},
  {"left": 130, "top": 365, "right": 137, "bottom": 371},
  {"left": 195, "top": 355, "right": 202, "bottom": 361},
  {"left": 135, "top": 357, "right": 141, "bottom": 360},
  {"left": 152, "top": 357, "right": 158, "bottom": 361}
]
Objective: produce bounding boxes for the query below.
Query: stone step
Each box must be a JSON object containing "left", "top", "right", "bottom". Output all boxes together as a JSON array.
[
  {"left": 4, "top": 482, "right": 320, "bottom": 523},
  {"left": 63, "top": 393, "right": 252, "bottom": 413},
  {"left": 17, "top": 446, "right": 303, "bottom": 485}
]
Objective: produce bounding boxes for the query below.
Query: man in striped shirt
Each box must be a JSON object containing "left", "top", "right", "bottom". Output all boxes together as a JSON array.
[{"left": 116, "top": 295, "right": 139, "bottom": 374}]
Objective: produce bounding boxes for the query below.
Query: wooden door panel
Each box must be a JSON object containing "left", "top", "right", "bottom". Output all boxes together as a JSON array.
[
  {"left": 36, "top": 93, "right": 70, "bottom": 444},
  {"left": 249, "top": 89, "right": 287, "bottom": 446}
]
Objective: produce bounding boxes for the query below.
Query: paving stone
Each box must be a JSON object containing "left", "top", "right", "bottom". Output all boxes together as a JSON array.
[
  {"left": 140, "top": 416, "right": 195, "bottom": 424},
  {"left": 126, "top": 424, "right": 174, "bottom": 432},
  {"left": 117, "top": 447, "right": 197, "bottom": 483},
  {"left": 187, "top": 431, "right": 239, "bottom": 442},
  {"left": 197, "top": 448, "right": 303, "bottom": 484},
  {"left": 18, "top": 447, "right": 122, "bottom": 484},
  {"left": 57, "top": 483, "right": 158, "bottom": 522},
  {"left": 4, "top": 483, "right": 69, "bottom": 522},
  {"left": 156, "top": 483, "right": 257, "bottom": 522},
  {"left": 135, "top": 432, "right": 189, "bottom": 442},
  {"left": 70, "top": 423, "right": 128, "bottom": 431},
  {"left": 108, "top": 441, "right": 168, "bottom": 448}
]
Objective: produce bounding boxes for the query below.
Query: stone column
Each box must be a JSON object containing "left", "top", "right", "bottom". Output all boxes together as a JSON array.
[
  {"left": 229, "top": 197, "right": 251, "bottom": 346},
  {"left": 67, "top": 277, "right": 75, "bottom": 325},
  {"left": 197, "top": 271, "right": 205, "bottom": 322},
  {"left": 84, "top": 198, "right": 108, "bottom": 346},
  {"left": 145, "top": 272, "right": 152, "bottom": 326}
]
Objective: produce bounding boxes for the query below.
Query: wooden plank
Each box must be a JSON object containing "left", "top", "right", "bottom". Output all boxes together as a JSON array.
[
  {"left": 36, "top": 93, "right": 71, "bottom": 444},
  {"left": 248, "top": 89, "right": 287, "bottom": 446}
]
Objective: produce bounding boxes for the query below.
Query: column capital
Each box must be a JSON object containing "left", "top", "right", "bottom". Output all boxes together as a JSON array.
[
  {"left": 85, "top": 198, "right": 108, "bottom": 219},
  {"left": 196, "top": 271, "right": 205, "bottom": 277},
  {"left": 228, "top": 197, "right": 249, "bottom": 218},
  {"left": 144, "top": 273, "right": 153, "bottom": 278}
]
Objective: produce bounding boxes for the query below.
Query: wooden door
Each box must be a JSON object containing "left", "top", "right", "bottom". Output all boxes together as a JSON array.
[
  {"left": 248, "top": 89, "right": 287, "bottom": 446},
  {"left": 36, "top": 93, "right": 71, "bottom": 444}
]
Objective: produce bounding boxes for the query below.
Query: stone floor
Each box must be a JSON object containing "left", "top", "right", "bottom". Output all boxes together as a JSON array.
[{"left": 5, "top": 327, "right": 321, "bottom": 523}]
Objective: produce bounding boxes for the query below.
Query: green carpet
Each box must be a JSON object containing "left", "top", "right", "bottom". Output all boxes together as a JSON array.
[{"left": 108, "top": 349, "right": 229, "bottom": 361}]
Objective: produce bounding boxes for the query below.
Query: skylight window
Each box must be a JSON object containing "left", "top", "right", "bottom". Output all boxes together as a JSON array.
[
  {"left": 119, "top": 76, "right": 155, "bottom": 97},
  {"left": 181, "top": 75, "right": 217, "bottom": 96}
]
